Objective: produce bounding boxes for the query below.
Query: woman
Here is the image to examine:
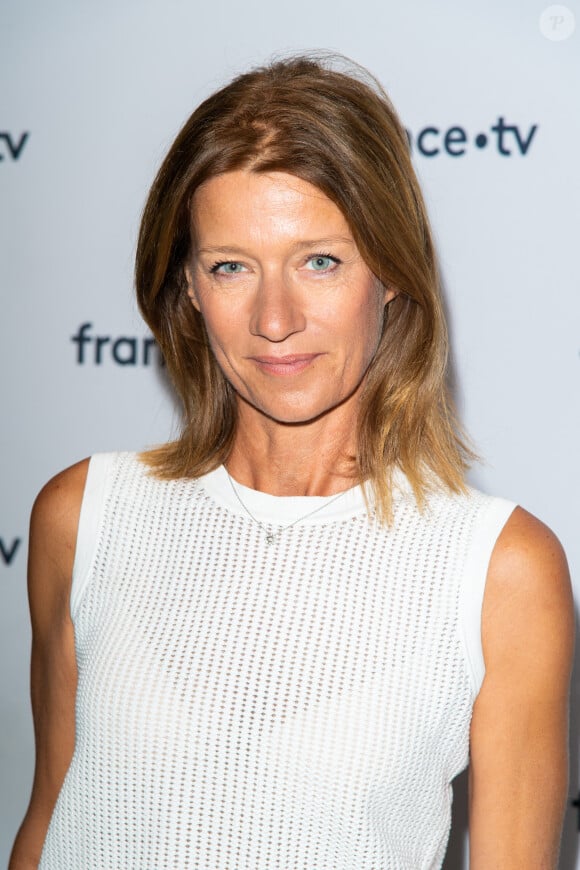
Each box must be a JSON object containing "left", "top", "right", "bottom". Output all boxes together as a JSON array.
[{"left": 11, "top": 55, "right": 573, "bottom": 869}]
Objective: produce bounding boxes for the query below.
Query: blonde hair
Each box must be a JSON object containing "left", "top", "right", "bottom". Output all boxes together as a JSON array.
[{"left": 135, "top": 54, "right": 473, "bottom": 521}]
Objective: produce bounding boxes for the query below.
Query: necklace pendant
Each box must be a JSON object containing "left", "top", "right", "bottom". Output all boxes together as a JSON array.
[{"left": 266, "top": 533, "right": 276, "bottom": 545}]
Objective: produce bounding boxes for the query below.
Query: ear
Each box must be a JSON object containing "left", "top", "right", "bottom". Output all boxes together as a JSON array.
[
  {"left": 383, "top": 283, "right": 399, "bottom": 306},
  {"left": 184, "top": 263, "right": 201, "bottom": 312}
]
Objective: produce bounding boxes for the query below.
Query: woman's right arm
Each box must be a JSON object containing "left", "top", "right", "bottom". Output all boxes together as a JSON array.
[{"left": 9, "top": 459, "right": 89, "bottom": 869}]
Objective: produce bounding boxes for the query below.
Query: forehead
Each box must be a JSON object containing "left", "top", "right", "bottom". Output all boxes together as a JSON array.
[{"left": 190, "top": 170, "right": 352, "bottom": 247}]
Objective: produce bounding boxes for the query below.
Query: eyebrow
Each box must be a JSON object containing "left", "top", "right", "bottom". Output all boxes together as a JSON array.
[{"left": 197, "top": 236, "right": 356, "bottom": 256}]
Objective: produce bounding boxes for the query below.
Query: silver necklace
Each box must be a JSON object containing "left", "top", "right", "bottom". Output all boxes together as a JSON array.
[{"left": 226, "top": 470, "right": 350, "bottom": 545}]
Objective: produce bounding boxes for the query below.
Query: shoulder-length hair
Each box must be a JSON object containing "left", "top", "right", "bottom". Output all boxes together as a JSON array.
[{"left": 135, "top": 53, "right": 473, "bottom": 521}]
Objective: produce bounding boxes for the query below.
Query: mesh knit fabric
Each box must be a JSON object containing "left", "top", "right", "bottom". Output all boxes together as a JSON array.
[{"left": 40, "top": 453, "right": 515, "bottom": 869}]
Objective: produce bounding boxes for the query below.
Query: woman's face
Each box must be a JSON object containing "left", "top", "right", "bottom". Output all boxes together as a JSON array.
[{"left": 186, "top": 169, "right": 394, "bottom": 428}]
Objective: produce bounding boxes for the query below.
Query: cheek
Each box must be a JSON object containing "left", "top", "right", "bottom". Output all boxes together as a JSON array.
[
  {"left": 193, "top": 292, "right": 236, "bottom": 345},
  {"left": 204, "top": 320, "right": 235, "bottom": 358},
  {"left": 199, "top": 309, "right": 246, "bottom": 375}
]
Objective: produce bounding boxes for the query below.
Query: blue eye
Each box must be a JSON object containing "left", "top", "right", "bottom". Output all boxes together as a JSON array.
[
  {"left": 210, "top": 261, "right": 245, "bottom": 274},
  {"left": 306, "top": 255, "right": 339, "bottom": 271}
]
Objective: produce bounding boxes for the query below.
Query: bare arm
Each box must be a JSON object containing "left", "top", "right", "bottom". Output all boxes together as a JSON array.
[
  {"left": 469, "top": 507, "right": 574, "bottom": 869},
  {"left": 9, "top": 460, "right": 89, "bottom": 869}
]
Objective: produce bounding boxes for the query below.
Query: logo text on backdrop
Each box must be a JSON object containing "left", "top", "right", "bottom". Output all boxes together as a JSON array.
[
  {"left": 0, "top": 538, "right": 21, "bottom": 566},
  {"left": 0, "top": 132, "right": 29, "bottom": 161},
  {"left": 71, "top": 323, "right": 163, "bottom": 366},
  {"left": 407, "top": 119, "right": 538, "bottom": 157}
]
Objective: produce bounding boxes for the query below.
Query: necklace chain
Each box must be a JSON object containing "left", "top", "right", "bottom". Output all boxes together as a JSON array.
[{"left": 226, "top": 470, "right": 349, "bottom": 545}]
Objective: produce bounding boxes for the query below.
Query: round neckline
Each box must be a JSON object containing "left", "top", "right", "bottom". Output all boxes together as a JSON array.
[{"left": 198, "top": 465, "right": 369, "bottom": 526}]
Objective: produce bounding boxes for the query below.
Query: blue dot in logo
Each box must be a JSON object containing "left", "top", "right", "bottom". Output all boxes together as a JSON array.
[{"left": 475, "top": 133, "right": 488, "bottom": 148}]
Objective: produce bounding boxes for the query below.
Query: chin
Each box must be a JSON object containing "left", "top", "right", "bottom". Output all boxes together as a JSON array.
[{"left": 254, "top": 397, "right": 344, "bottom": 427}]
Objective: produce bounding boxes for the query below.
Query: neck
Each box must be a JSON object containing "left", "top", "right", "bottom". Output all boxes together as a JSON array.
[{"left": 226, "top": 408, "right": 358, "bottom": 497}]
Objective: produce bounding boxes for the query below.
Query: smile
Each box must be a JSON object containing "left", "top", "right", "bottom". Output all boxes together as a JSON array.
[{"left": 249, "top": 354, "right": 321, "bottom": 376}]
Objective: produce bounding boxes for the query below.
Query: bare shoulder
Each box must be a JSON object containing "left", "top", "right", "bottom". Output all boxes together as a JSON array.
[
  {"left": 28, "top": 458, "right": 91, "bottom": 610},
  {"left": 482, "top": 505, "right": 574, "bottom": 689},
  {"left": 32, "top": 457, "right": 91, "bottom": 531},
  {"left": 489, "top": 506, "right": 570, "bottom": 586}
]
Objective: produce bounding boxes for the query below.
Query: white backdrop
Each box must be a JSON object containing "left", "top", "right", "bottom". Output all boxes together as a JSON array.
[{"left": 1, "top": 0, "right": 579, "bottom": 865}]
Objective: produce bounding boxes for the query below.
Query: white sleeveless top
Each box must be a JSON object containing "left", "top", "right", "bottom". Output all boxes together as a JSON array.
[{"left": 40, "top": 452, "right": 515, "bottom": 869}]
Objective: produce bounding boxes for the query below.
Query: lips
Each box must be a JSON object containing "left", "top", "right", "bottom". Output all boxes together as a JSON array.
[{"left": 250, "top": 354, "right": 320, "bottom": 376}]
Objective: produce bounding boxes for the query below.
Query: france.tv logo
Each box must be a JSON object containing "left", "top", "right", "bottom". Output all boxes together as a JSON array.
[{"left": 406, "top": 118, "right": 538, "bottom": 157}]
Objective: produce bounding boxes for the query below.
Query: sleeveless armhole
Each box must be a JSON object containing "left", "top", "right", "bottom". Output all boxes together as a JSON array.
[
  {"left": 70, "top": 453, "right": 116, "bottom": 620},
  {"left": 459, "top": 496, "right": 517, "bottom": 697}
]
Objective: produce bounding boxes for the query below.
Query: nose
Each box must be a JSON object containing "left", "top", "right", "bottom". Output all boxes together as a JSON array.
[{"left": 249, "top": 273, "right": 306, "bottom": 342}]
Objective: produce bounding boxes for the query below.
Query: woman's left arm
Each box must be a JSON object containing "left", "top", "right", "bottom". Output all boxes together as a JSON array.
[{"left": 469, "top": 506, "right": 575, "bottom": 869}]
